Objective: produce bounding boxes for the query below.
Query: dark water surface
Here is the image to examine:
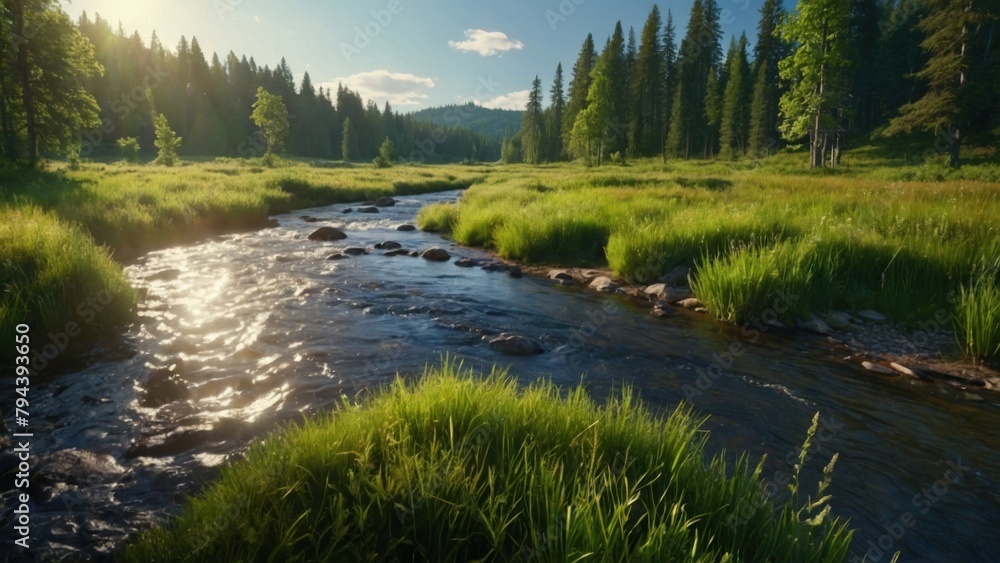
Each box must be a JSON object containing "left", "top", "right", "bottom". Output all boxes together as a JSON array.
[{"left": 3, "top": 190, "right": 998, "bottom": 561}]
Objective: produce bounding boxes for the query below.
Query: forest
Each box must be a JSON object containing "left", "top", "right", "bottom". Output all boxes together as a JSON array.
[
  {"left": 504, "top": 0, "right": 1000, "bottom": 168},
  {"left": 0, "top": 3, "right": 498, "bottom": 166}
]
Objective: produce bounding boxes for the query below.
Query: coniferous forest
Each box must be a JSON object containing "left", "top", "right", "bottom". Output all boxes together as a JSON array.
[
  {"left": 506, "top": 0, "right": 1000, "bottom": 168},
  {"left": 0, "top": 5, "right": 498, "bottom": 166}
]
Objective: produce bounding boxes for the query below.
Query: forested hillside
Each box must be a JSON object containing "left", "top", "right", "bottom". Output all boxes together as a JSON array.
[{"left": 409, "top": 103, "right": 522, "bottom": 144}]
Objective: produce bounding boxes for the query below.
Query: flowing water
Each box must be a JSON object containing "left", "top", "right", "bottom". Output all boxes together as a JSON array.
[{"left": 3, "top": 190, "right": 999, "bottom": 561}]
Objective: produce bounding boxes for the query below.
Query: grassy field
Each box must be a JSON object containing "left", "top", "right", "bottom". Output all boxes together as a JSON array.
[
  {"left": 0, "top": 158, "right": 483, "bottom": 364},
  {"left": 122, "top": 359, "right": 853, "bottom": 562},
  {"left": 419, "top": 148, "right": 1000, "bottom": 363}
]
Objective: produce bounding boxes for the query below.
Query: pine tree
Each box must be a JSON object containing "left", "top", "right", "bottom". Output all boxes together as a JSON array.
[
  {"left": 661, "top": 11, "right": 678, "bottom": 159},
  {"left": 606, "top": 22, "right": 629, "bottom": 159},
  {"left": 777, "top": 0, "right": 855, "bottom": 168},
  {"left": 570, "top": 49, "right": 614, "bottom": 166},
  {"left": 564, "top": 34, "right": 597, "bottom": 153},
  {"left": 341, "top": 116, "right": 358, "bottom": 161},
  {"left": 748, "top": 0, "right": 787, "bottom": 157},
  {"left": 719, "top": 34, "right": 750, "bottom": 159},
  {"left": 547, "top": 63, "right": 566, "bottom": 160},
  {"left": 632, "top": 6, "right": 664, "bottom": 157},
  {"left": 521, "top": 76, "right": 545, "bottom": 164},
  {"left": 884, "top": 0, "right": 997, "bottom": 167}
]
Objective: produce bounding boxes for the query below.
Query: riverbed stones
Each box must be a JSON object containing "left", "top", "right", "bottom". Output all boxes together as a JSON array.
[
  {"left": 357, "top": 206, "right": 380, "bottom": 213},
  {"left": 659, "top": 265, "right": 691, "bottom": 286},
  {"left": 422, "top": 247, "right": 451, "bottom": 261},
  {"left": 644, "top": 283, "right": 670, "bottom": 301},
  {"left": 798, "top": 313, "right": 833, "bottom": 335},
  {"left": 455, "top": 258, "right": 476, "bottom": 267},
  {"left": 857, "top": 309, "right": 888, "bottom": 323},
  {"left": 651, "top": 304, "right": 675, "bottom": 318},
  {"left": 375, "top": 241, "right": 402, "bottom": 250},
  {"left": 862, "top": 361, "right": 896, "bottom": 375},
  {"left": 384, "top": 249, "right": 411, "bottom": 257},
  {"left": 342, "top": 208, "right": 353, "bottom": 213},
  {"left": 342, "top": 247, "right": 369, "bottom": 256},
  {"left": 677, "top": 298, "right": 703, "bottom": 309},
  {"left": 889, "top": 362, "right": 921, "bottom": 378},
  {"left": 549, "top": 270, "right": 573, "bottom": 285},
  {"left": 308, "top": 226, "right": 347, "bottom": 241},
  {"left": 824, "top": 310, "right": 856, "bottom": 329},
  {"left": 507, "top": 266, "right": 523, "bottom": 278},
  {"left": 326, "top": 253, "right": 348, "bottom": 260},
  {"left": 142, "top": 364, "right": 189, "bottom": 407},
  {"left": 590, "top": 276, "right": 616, "bottom": 292},
  {"left": 488, "top": 333, "right": 543, "bottom": 356},
  {"left": 396, "top": 224, "right": 417, "bottom": 231},
  {"left": 375, "top": 196, "right": 396, "bottom": 207}
]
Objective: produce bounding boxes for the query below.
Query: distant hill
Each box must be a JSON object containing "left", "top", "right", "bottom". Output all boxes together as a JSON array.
[{"left": 409, "top": 103, "right": 522, "bottom": 144}]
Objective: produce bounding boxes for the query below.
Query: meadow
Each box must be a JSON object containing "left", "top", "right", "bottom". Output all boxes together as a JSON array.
[
  {"left": 0, "top": 158, "right": 482, "bottom": 364},
  {"left": 122, "top": 359, "right": 853, "bottom": 562},
  {"left": 419, "top": 148, "right": 1000, "bottom": 363}
]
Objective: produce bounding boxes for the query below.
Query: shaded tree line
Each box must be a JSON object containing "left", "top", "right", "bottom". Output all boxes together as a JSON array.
[
  {"left": 511, "top": 0, "right": 1000, "bottom": 168},
  {"left": 0, "top": 5, "right": 498, "bottom": 166}
]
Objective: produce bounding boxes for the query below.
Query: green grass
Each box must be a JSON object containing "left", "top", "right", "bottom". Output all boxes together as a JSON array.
[
  {"left": 122, "top": 359, "right": 853, "bottom": 562},
  {"left": 420, "top": 151, "right": 1000, "bottom": 362},
  {"left": 954, "top": 276, "right": 1000, "bottom": 363},
  {"left": 0, "top": 159, "right": 482, "bottom": 364}
]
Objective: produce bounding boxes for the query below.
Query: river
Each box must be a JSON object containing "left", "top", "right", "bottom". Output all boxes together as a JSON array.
[{"left": 3, "top": 190, "right": 998, "bottom": 561}]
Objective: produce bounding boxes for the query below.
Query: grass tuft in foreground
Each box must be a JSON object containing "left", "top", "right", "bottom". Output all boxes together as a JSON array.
[
  {"left": 953, "top": 273, "right": 1000, "bottom": 363},
  {"left": 122, "top": 359, "right": 853, "bottom": 562}
]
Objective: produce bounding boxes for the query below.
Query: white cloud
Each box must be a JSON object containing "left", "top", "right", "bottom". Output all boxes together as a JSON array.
[
  {"left": 481, "top": 90, "right": 530, "bottom": 111},
  {"left": 448, "top": 29, "right": 524, "bottom": 57},
  {"left": 321, "top": 70, "right": 435, "bottom": 106}
]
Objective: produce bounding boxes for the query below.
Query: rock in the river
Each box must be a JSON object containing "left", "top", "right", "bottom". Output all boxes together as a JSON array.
[
  {"left": 677, "top": 298, "right": 703, "bottom": 309},
  {"left": 375, "top": 241, "right": 402, "bottom": 250},
  {"left": 644, "top": 283, "right": 670, "bottom": 301},
  {"left": 824, "top": 310, "right": 856, "bottom": 329},
  {"left": 455, "top": 258, "right": 476, "bottom": 267},
  {"left": 308, "top": 227, "right": 347, "bottom": 241},
  {"left": 396, "top": 224, "right": 417, "bottom": 231},
  {"left": 326, "top": 253, "right": 348, "bottom": 260},
  {"left": 146, "top": 268, "right": 182, "bottom": 281},
  {"left": 422, "top": 247, "right": 451, "bottom": 261},
  {"left": 36, "top": 449, "right": 126, "bottom": 487},
  {"left": 409, "top": 251, "right": 420, "bottom": 257},
  {"left": 862, "top": 361, "right": 896, "bottom": 375},
  {"left": 857, "top": 309, "right": 888, "bottom": 323},
  {"left": 667, "top": 286, "right": 694, "bottom": 303},
  {"left": 659, "top": 265, "right": 691, "bottom": 286},
  {"left": 651, "top": 304, "right": 675, "bottom": 318},
  {"left": 300, "top": 215, "right": 320, "bottom": 222},
  {"left": 142, "top": 364, "right": 189, "bottom": 407},
  {"left": 549, "top": 270, "right": 573, "bottom": 285},
  {"left": 507, "top": 266, "right": 523, "bottom": 278},
  {"left": 489, "top": 333, "right": 544, "bottom": 356},
  {"left": 375, "top": 196, "right": 396, "bottom": 207},
  {"left": 590, "top": 276, "right": 617, "bottom": 292},
  {"left": 798, "top": 313, "right": 833, "bottom": 335},
  {"left": 342, "top": 247, "right": 369, "bottom": 256},
  {"left": 342, "top": 208, "right": 354, "bottom": 214},
  {"left": 357, "top": 206, "right": 380, "bottom": 214},
  {"left": 384, "top": 249, "right": 411, "bottom": 257},
  {"left": 889, "top": 362, "right": 922, "bottom": 378}
]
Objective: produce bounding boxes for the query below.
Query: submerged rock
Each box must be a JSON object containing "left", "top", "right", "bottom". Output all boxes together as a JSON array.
[
  {"left": 590, "top": 276, "right": 616, "bottom": 292},
  {"left": 342, "top": 247, "right": 369, "bottom": 256},
  {"left": 384, "top": 249, "right": 411, "bottom": 257},
  {"left": 308, "top": 227, "right": 347, "bottom": 241},
  {"left": 507, "top": 266, "right": 523, "bottom": 278},
  {"left": 342, "top": 208, "right": 353, "bottom": 214},
  {"left": 455, "top": 258, "right": 476, "bottom": 267},
  {"left": 357, "top": 206, "right": 380, "bottom": 214},
  {"left": 326, "top": 253, "right": 348, "bottom": 260},
  {"left": 488, "top": 333, "right": 544, "bottom": 356},
  {"left": 142, "top": 363, "right": 189, "bottom": 407},
  {"left": 146, "top": 268, "right": 182, "bottom": 282},
  {"left": 396, "top": 224, "right": 417, "bottom": 231},
  {"left": 36, "top": 449, "right": 126, "bottom": 488},
  {"left": 421, "top": 247, "right": 451, "bottom": 261},
  {"left": 798, "top": 314, "right": 833, "bottom": 335},
  {"left": 824, "top": 310, "right": 856, "bottom": 329},
  {"left": 375, "top": 196, "right": 396, "bottom": 207},
  {"left": 375, "top": 241, "right": 402, "bottom": 250}
]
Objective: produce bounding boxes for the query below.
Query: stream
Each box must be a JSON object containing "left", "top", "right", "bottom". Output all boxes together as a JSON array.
[{"left": 2, "top": 189, "right": 999, "bottom": 561}]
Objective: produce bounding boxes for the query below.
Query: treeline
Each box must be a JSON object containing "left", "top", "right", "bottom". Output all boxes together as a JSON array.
[
  {"left": 0, "top": 2, "right": 497, "bottom": 166},
  {"left": 508, "top": 0, "right": 1000, "bottom": 168}
]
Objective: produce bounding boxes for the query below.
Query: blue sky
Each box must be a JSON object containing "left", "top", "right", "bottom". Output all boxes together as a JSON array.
[{"left": 60, "top": 0, "right": 764, "bottom": 111}]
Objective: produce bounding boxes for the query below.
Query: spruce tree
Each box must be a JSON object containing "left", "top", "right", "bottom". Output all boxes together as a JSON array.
[
  {"left": 521, "top": 76, "right": 545, "bottom": 164},
  {"left": 632, "top": 6, "right": 664, "bottom": 157},
  {"left": 719, "top": 34, "right": 750, "bottom": 159},
  {"left": 548, "top": 63, "right": 566, "bottom": 160},
  {"left": 563, "top": 34, "right": 597, "bottom": 153},
  {"left": 748, "top": 0, "right": 786, "bottom": 157}
]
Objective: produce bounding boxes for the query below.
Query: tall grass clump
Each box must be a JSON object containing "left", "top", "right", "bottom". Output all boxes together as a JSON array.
[
  {"left": 953, "top": 277, "right": 1000, "bottom": 363},
  {"left": 416, "top": 202, "right": 458, "bottom": 232},
  {"left": 122, "top": 359, "right": 853, "bottom": 562},
  {"left": 0, "top": 206, "right": 136, "bottom": 362}
]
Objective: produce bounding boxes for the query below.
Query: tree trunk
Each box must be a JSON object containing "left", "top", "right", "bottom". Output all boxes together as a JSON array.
[
  {"left": 11, "top": 0, "right": 37, "bottom": 165},
  {"left": 949, "top": 124, "right": 961, "bottom": 168}
]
